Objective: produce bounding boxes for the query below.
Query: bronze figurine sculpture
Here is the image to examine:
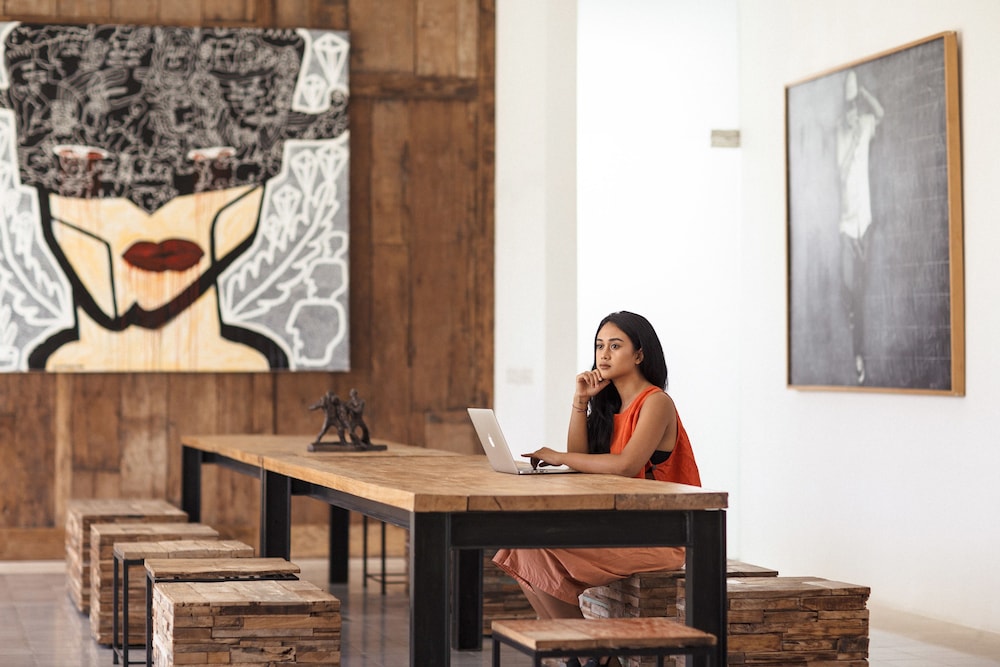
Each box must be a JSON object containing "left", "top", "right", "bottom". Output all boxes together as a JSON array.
[{"left": 308, "top": 389, "right": 386, "bottom": 451}]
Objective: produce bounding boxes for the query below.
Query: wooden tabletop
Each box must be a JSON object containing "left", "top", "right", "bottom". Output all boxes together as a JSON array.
[
  {"left": 182, "top": 433, "right": 728, "bottom": 514},
  {"left": 262, "top": 450, "right": 728, "bottom": 514},
  {"left": 181, "top": 433, "right": 457, "bottom": 468}
]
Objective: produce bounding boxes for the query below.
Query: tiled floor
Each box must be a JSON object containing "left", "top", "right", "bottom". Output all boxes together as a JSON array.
[{"left": 1, "top": 558, "right": 999, "bottom": 667}]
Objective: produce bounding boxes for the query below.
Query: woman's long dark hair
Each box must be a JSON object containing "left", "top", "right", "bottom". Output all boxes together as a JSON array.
[{"left": 586, "top": 311, "right": 668, "bottom": 454}]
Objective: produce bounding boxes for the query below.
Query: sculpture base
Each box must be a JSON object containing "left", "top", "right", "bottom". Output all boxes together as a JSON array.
[{"left": 308, "top": 441, "right": 388, "bottom": 452}]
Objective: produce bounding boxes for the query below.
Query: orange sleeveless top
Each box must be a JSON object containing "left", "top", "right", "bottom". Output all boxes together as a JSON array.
[{"left": 609, "top": 385, "right": 701, "bottom": 486}]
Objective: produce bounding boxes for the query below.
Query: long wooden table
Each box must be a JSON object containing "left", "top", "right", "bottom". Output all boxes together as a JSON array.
[{"left": 180, "top": 434, "right": 728, "bottom": 667}]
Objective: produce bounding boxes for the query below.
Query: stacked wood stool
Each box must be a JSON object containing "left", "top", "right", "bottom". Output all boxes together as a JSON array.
[
  {"left": 576, "top": 561, "right": 870, "bottom": 667},
  {"left": 579, "top": 560, "right": 778, "bottom": 667},
  {"left": 580, "top": 559, "right": 779, "bottom": 623},
  {"left": 151, "top": 577, "right": 341, "bottom": 666},
  {"left": 111, "top": 539, "right": 256, "bottom": 665},
  {"left": 65, "top": 498, "right": 188, "bottom": 613},
  {"left": 491, "top": 617, "right": 716, "bottom": 667},
  {"left": 143, "top": 557, "right": 303, "bottom": 666},
  {"left": 90, "top": 521, "right": 220, "bottom": 646},
  {"left": 679, "top": 576, "right": 870, "bottom": 666},
  {"left": 65, "top": 498, "right": 343, "bottom": 667}
]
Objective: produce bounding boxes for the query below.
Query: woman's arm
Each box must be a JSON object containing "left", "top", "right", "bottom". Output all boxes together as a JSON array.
[
  {"left": 530, "top": 392, "right": 676, "bottom": 477},
  {"left": 566, "top": 369, "right": 609, "bottom": 454}
]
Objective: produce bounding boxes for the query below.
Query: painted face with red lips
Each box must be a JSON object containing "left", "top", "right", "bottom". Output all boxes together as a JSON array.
[{"left": 49, "top": 181, "right": 262, "bottom": 318}]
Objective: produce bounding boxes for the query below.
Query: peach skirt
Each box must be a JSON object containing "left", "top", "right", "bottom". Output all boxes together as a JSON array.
[{"left": 492, "top": 546, "right": 686, "bottom": 606}]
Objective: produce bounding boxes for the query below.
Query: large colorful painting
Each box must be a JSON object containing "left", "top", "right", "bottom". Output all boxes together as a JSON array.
[{"left": 0, "top": 22, "right": 350, "bottom": 372}]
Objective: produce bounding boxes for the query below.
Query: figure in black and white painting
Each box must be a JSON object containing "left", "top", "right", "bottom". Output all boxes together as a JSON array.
[
  {"left": 786, "top": 34, "right": 962, "bottom": 393},
  {"left": 836, "top": 70, "right": 884, "bottom": 385},
  {"left": 0, "top": 22, "right": 351, "bottom": 372}
]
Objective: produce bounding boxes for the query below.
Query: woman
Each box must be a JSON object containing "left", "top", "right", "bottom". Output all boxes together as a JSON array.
[{"left": 492, "top": 311, "right": 700, "bottom": 667}]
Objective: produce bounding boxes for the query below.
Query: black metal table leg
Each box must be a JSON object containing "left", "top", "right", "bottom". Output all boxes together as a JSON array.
[
  {"left": 454, "top": 548, "right": 483, "bottom": 650},
  {"left": 146, "top": 570, "right": 154, "bottom": 667},
  {"left": 113, "top": 555, "right": 120, "bottom": 665},
  {"left": 329, "top": 505, "right": 349, "bottom": 584},
  {"left": 687, "top": 509, "right": 727, "bottom": 667},
  {"left": 410, "top": 512, "right": 450, "bottom": 666},
  {"left": 122, "top": 556, "right": 130, "bottom": 666},
  {"left": 260, "top": 470, "right": 291, "bottom": 559},
  {"left": 180, "top": 446, "right": 202, "bottom": 523}
]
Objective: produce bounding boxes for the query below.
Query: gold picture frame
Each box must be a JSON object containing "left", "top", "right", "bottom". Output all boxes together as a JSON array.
[{"left": 785, "top": 32, "right": 964, "bottom": 395}]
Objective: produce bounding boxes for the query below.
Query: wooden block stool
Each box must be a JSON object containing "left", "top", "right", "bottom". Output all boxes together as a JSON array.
[
  {"left": 580, "top": 560, "right": 778, "bottom": 667},
  {"left": 491, "top": 618, "right": 717, "bottom": 667},
  {"left": 111, "top": 540, "right": 255, "bottom": 665},
  {"left": 143, "top": 558, "right": 302, "bottom": 667},
  {"left": 65, "top": 498, "right": 187, "bottom": 613},
  {"left": 679, "top": 576, "right": 870, "bottom": 666},
  {"left": 151, "top": 578, "right": 341, "bottom": 667},
  {"left": 581, "top": 559, "right": 778, "bottom": 621},
  {"left": 89, "top": 522, "right": 219, "bottom": 645},
  {"left": 483, "top": 548, "right": 534, "bottom": 636}
]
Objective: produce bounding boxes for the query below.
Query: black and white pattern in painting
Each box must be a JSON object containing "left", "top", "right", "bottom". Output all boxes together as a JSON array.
[{"left": 0, "top": 22, "right": 350, "bottom": 371}]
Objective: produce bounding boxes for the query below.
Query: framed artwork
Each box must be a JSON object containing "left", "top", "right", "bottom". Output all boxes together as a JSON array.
[
  {"left": 0, "top": 22, "right": 350, "bottom": 372},
  {"left": 785, "top": 32, "right": 964, "bottom": 395}
]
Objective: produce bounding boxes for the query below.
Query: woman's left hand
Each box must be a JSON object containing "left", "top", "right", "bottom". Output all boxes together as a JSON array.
[{"left": 523, "top": 447, "right": 564, "bottom": 469}]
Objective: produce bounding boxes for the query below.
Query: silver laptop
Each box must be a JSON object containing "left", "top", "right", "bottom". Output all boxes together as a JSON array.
[{"left": 467, "top": 408, "right": 576, "bottom": 474}]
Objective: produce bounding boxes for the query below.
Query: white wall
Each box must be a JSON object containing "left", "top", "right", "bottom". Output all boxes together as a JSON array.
[
  {"left": 495, "top": 0, "right": 578, "bottom": 450},
  {"left": 738, "top": 0, "right": 1000, "bottom": 633},
  {"left": 576, "top": 0, "right": 742, "bottom": 548},
  {"left": 496, "top": 0, "right": 1000, "bottom": 635},
  {"left": 498, "top": 0, "right": 743, "bottom": 568}
]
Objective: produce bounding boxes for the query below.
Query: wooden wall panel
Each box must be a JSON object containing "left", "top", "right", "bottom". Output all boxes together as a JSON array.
[
  {"left": 416, "top": 0, "right": 479, "bottom": 77},
  {"left": 110, "top": 0, "right": 160, "bottom": 23},
  {"left": 57, "top": 0, "right": 109, "bottom": 20},
  {"left": 349, "top": 0, "right": 415, "bottom": 72},
  {"left": 0, "top": 0, "right": 494, "bottom": 559},
  {"left": 159, "top": 0, "right": 203, "bottom": 25},
  {"left": 201, "top": 0, "right": 257, "bottom": 24},
  {"left": 3, "top": 0, "right": 55, "bottom": 17},
  {"left": 120, "top": 374, "right": 170, "bottom": 499}
]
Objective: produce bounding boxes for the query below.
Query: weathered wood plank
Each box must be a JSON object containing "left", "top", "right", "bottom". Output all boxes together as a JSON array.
[
  {"left": 309, "top": 0, "right": 347, "bottom": 28},
  {"left": 158, "top": 0, "right": 202, "bottom": 25},
  {"left": 0, "top": 527, "right": 63, "bottom": 559},
  {"left": 346, "top": 96, "right": 374, "bottom": 378},
  {"left": 348, "top": 0, "right": 414, "bottom": 73},
  {"left": 351, "top": 72, "right": 478, "bottom": 100},
  {"left": 110, "top": 0, "right": 159, "bottom": 23},
  {"left": 55, "top": 0, "right": 110, "bottom": 21},
  {"left": 408, "top": 101, "right": 479, "bottom": 414},
  {"left": 120, "top": 374, "right": 169, "bottom": 498},
  {"left": 473, "top": 0, "right": 496, "bottom": 409},
  {"left": 1, "top": 0, "right": 58, "bottom": 17},
  {"left": 201, "top": 0, "right": 255, "bottom": 23},
  {"left": 416, "top": 0, "right": 479, "bottom": 78},
  {"left": 424, "top": 409, "right": 479, "bottom": 455},
  {"left": 71, "top": 374, "right": 121, "bottom": 475},
  {"left": 0, "top": 372, "right": 55, "bottom": 527}
]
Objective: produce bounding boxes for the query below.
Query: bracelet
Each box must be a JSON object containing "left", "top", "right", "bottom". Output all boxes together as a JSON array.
[{"left": 571, "top": 403, "right": 587, "bottom": 413}]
